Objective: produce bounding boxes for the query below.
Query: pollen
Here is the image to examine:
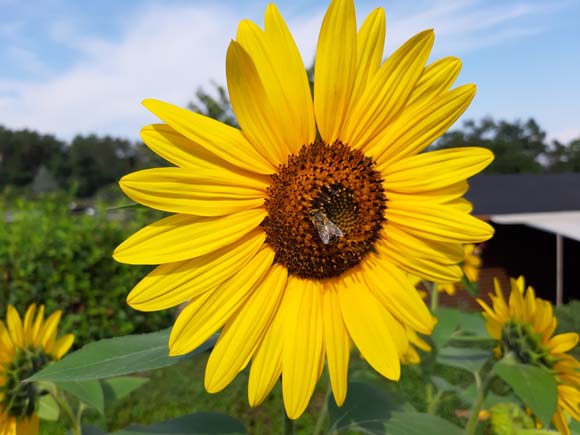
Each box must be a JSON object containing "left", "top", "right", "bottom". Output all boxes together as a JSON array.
[{"left": 262, "top": 140, "right": 386, "bottom": 280}]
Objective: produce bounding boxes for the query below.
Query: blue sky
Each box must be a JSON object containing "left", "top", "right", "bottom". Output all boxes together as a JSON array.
[{"left": 1, "top": 0, "right": 579, "bottom": 143}]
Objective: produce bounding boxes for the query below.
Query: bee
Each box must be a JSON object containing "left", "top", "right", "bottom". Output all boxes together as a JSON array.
[{"left": 311, "top": 210, "right": 343, "bottom": 245}]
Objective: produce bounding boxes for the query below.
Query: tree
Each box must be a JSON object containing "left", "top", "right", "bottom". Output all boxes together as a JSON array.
[
  {"left": 188, "top": 82, "right": 238, "bottom": 127},
  {"left": 434, "top": 117, "right": 548, "bottom": 173},
  {"left": 68, "top": 134, "right": 137, "bottom": 197},
  {"left": 0, "top": 126, "right": 67, "bottom": 188}
]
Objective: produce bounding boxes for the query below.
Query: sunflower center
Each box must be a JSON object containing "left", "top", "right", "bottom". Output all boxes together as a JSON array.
[
  {"left": 262, "top": 140, "right": 386, "bottom": 280},
  {"left": 0, "top": 347, "right": 51, "bottom": 419},
  {"left": 501, "top": 321, "right": 554, "bottom": 369}
]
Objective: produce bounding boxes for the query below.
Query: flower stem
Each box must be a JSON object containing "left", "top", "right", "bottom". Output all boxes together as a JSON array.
[
  {"left": 313, "top": 384, "right": 331, "bottom": 435},
  {"left": 46, "top": 383, "right": 82, "bottom": 435},
  {"left": 430, "top": 282, "right": 439, "bottom": 312},
  {"left": 465, "top": 370, "right": 494, "bottom": 435}
]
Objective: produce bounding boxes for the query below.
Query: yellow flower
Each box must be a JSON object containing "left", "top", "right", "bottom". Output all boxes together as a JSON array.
[
  {"left": 438, "top": 243, "right": 481, "bottom": 295},
  {"left": 478, "top": 277, "right": 580, "bottom": 434},
  {"left": 400, "top": 326, "right": 432, "bottom": 365},
  {"left": 114, "top": 0, "right": 494, "bottom": 418},
  {"left": 0, "top": 305, "right": 74, "bottom": 435}
]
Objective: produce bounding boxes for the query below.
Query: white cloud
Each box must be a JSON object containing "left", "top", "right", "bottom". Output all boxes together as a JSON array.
[{"left": 0, "top": 0, "right": 561, "bottom": 141}]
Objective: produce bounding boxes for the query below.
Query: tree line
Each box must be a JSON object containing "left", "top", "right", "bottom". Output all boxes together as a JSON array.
[{"left": 1, "top": 85, "right": 578, "bottom": 198}]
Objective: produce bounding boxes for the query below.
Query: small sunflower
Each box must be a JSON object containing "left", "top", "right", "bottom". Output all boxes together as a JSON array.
[
  {"left": 439, "top": 243, "right": 481, "bottom": 295},
  {"left": 478, "top": 277, "right": 580, "bottom": 434},
  {"left": 0, "top": 305, "right": 74, "bottom": 435},
  {"left": 114, "top": 0, "right": 494, "bottom": 418}
]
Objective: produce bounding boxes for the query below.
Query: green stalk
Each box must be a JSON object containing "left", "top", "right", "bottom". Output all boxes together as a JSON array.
[
  {"left": 312, "top": 384, "right": 331, "bottom": 435},
  {"left": 47, "top": 385, "right": 82, "bottom": 435},
  {"left": 465, "top": 370, "right": 494, "bottom": 435},
  {"left": 430, "top": 282, "right": 439, "bottom": 312}
]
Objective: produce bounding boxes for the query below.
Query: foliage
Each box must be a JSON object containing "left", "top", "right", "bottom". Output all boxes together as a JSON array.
[
  {"left": 188, "top": 82, "right": 238, "bottom": 128},
  {"left": 0, "top": 126, "right": 164, "bottom": 198},
  {"left": 434, "top": 117, "right": 547, "bottom": 173},
  {"left": 0, "top": 194, "right": 172, "bottom": 346}
]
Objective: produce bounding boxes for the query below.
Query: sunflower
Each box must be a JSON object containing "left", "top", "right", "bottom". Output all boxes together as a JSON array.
[
  {"left": 114, "top": 0, "right": 494, "bottom": 418},
  {"left": 478, "top": 277, "right": 580, "bottom": 434},
  {"left": 439, "top": 243, "right": 482, "bottom": 295},
  {"left": 0, "top": 305, "right": 74, "bottom": 435}
]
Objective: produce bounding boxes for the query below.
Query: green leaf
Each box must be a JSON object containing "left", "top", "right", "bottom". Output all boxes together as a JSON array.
[
  {"left": 383, "top": 411, "right": 464, "bottom": 435},
  {"left": 456, "top": 311, "right": 487, "bottom": 337},
  {"left": 570, "top": 419, "right": 580, "bottom": 435},
  {"left": 494, "top": 360, "right": 558, "bottom": 426},
  {"left": 461, "top": 275, "right": 478, "bottom": 296},
  {"left": 59, "top": 380, "right": 104, "bottom": 414},
  {"left": 328, "top": 381, "right": 414, "bottom": 433},
  {"left": 431, "top": 308, "right": 461, "bottom": 349},
  {"left": 27, "top": 329, "right": 217, "bottom": 382},
  {"left": 102, "top": 376, "right": 149, "bottom": 404},
  {"left": 437, "top": 346, "right": 490, "bottom": 373},
  {"left": 37, "top": 393, "right": 59, "bottom": 421},
  {"left": 111, "top": 412, "right": 246, "bottom": 434}
]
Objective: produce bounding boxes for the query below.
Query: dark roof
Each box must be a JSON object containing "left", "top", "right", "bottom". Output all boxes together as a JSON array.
[{"left": 466, "top": 173, "right": 580, "bottom": 215}]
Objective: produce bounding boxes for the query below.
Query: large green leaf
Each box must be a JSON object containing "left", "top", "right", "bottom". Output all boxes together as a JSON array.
[
  {"left": 431, "top": 308, "right": 461, "bottom": 349},
  {"left": 102, "top": 376, "right": 149, "bottom": 405},
  {"left": 494, "top": 360, "right": 558, "bottom": 426},
  {"left": 437, "top": 346, "right": 490, "bottom": 373},
  {"left": 383, "top": 412, "right": 464, "bottom": 435},
  {"left": 111, "top": 412, "right": 246, "bottom": 434},
  {"left": 59, "top": 380, "right": 105, "bottom": 414},
  {"left": 328, "top": 381, "right": 414, "bottom": 434},
  {"left": 27, "top": 330, "right": 217, "bottom": 382}
]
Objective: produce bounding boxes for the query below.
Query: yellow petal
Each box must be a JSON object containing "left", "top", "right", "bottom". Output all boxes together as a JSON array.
[
  {"left": 141, "top": 124, "right": 261, "bottom": 174},
  {"left": 282, "top": 278, "right": 324, "bottom": 419},
  {"left": 362, "top": 259, "right": 435, "bottom": 334},
  {"left": 383, "top": 147, "right": 493, "bottom": 192},
  {"left": 205, "top": 264, "right": 287, "bottom": 393},
  {"left": 406, "top": 57, "right": 462, "bottom": 108},
  {"left": 22, "top": 304, "right": 37, "bottom": 342},
  {"left": 30, "top": 305, "right": 45, "bottom": 347},
  {"left": 0, "top": 320, "right": 14, "bottom": 353},
  {"left": 52, "top": 334, "right": 74, "bottom": 360},
  {"left": 382, "top": 224, "right": 465, "bottom": 264},
  {"left": 235, "top": 5, "right": 315, "bottom": 154},
  {"left": 370, "top": 84, "right": 476, "bottom": 168},
  {"left": 344, "top": 30, "right": 434, "bottom": 150},
  {"left": 386, "top": 181, "right": 468, "bottom": 205},
  {"left": 119, "top": 167, "right": 266, "bottom": 217},
  {"left": 127, "top": 230, "right": 265, "bottom": 311},
  {"left": 142, "top": 99, "right": 275, "bottom": 174},
  {"left": 314, "top": 0, "right": 357, "bottom": 143},
  {"left": 248, "top": 294, "right": 285, "bottom": 407},
  {"left": 39, "top": 311, "right": 62, "bottom": 352},
  {"left": 338, "top": 278, "right": 401, "bottom": 380},
  {"left": 322, "top": 286, "right": 350, "bottom": 406},
  {"left": 169, "top": 246, "right": 275, "bottom": 356},
  {"left": 379, "top": 238, "right": 463, "bottom": 283},
  {"left": 6, "top": 306, "right": 24, "bottom": 348},
  {"left": 549, "top": 333, "right": 579, "bottom": 354},
  {"left": 226, "top": 41, "right": 288, "bottom": 166},
  {"left": 350, "top": 8, "right": 385, "bottom": 105},
  {"left": 385, "top": 201, "right": 494, "bottom": 243},
  {"left": 114, "top": 209, "right": 265, "bottom": 265}
]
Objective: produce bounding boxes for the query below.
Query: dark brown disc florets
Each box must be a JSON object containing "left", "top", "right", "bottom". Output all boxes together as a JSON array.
[{"left": 262, "top": 140, "right": 386, "bottom": 280}]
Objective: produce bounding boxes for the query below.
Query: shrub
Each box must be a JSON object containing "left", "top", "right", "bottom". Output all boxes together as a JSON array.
[{"left": 0, "top": 193, "right": 173, "bottom": 346}]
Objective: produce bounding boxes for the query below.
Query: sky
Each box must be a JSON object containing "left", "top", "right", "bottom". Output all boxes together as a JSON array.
[{"left": 0, "top": 0, "right": 579, "bottom": 144}]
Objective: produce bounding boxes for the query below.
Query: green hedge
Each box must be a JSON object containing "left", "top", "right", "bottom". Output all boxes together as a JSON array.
[{"left": 0, "top": 194, "right": 174, "bottom": 346}]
